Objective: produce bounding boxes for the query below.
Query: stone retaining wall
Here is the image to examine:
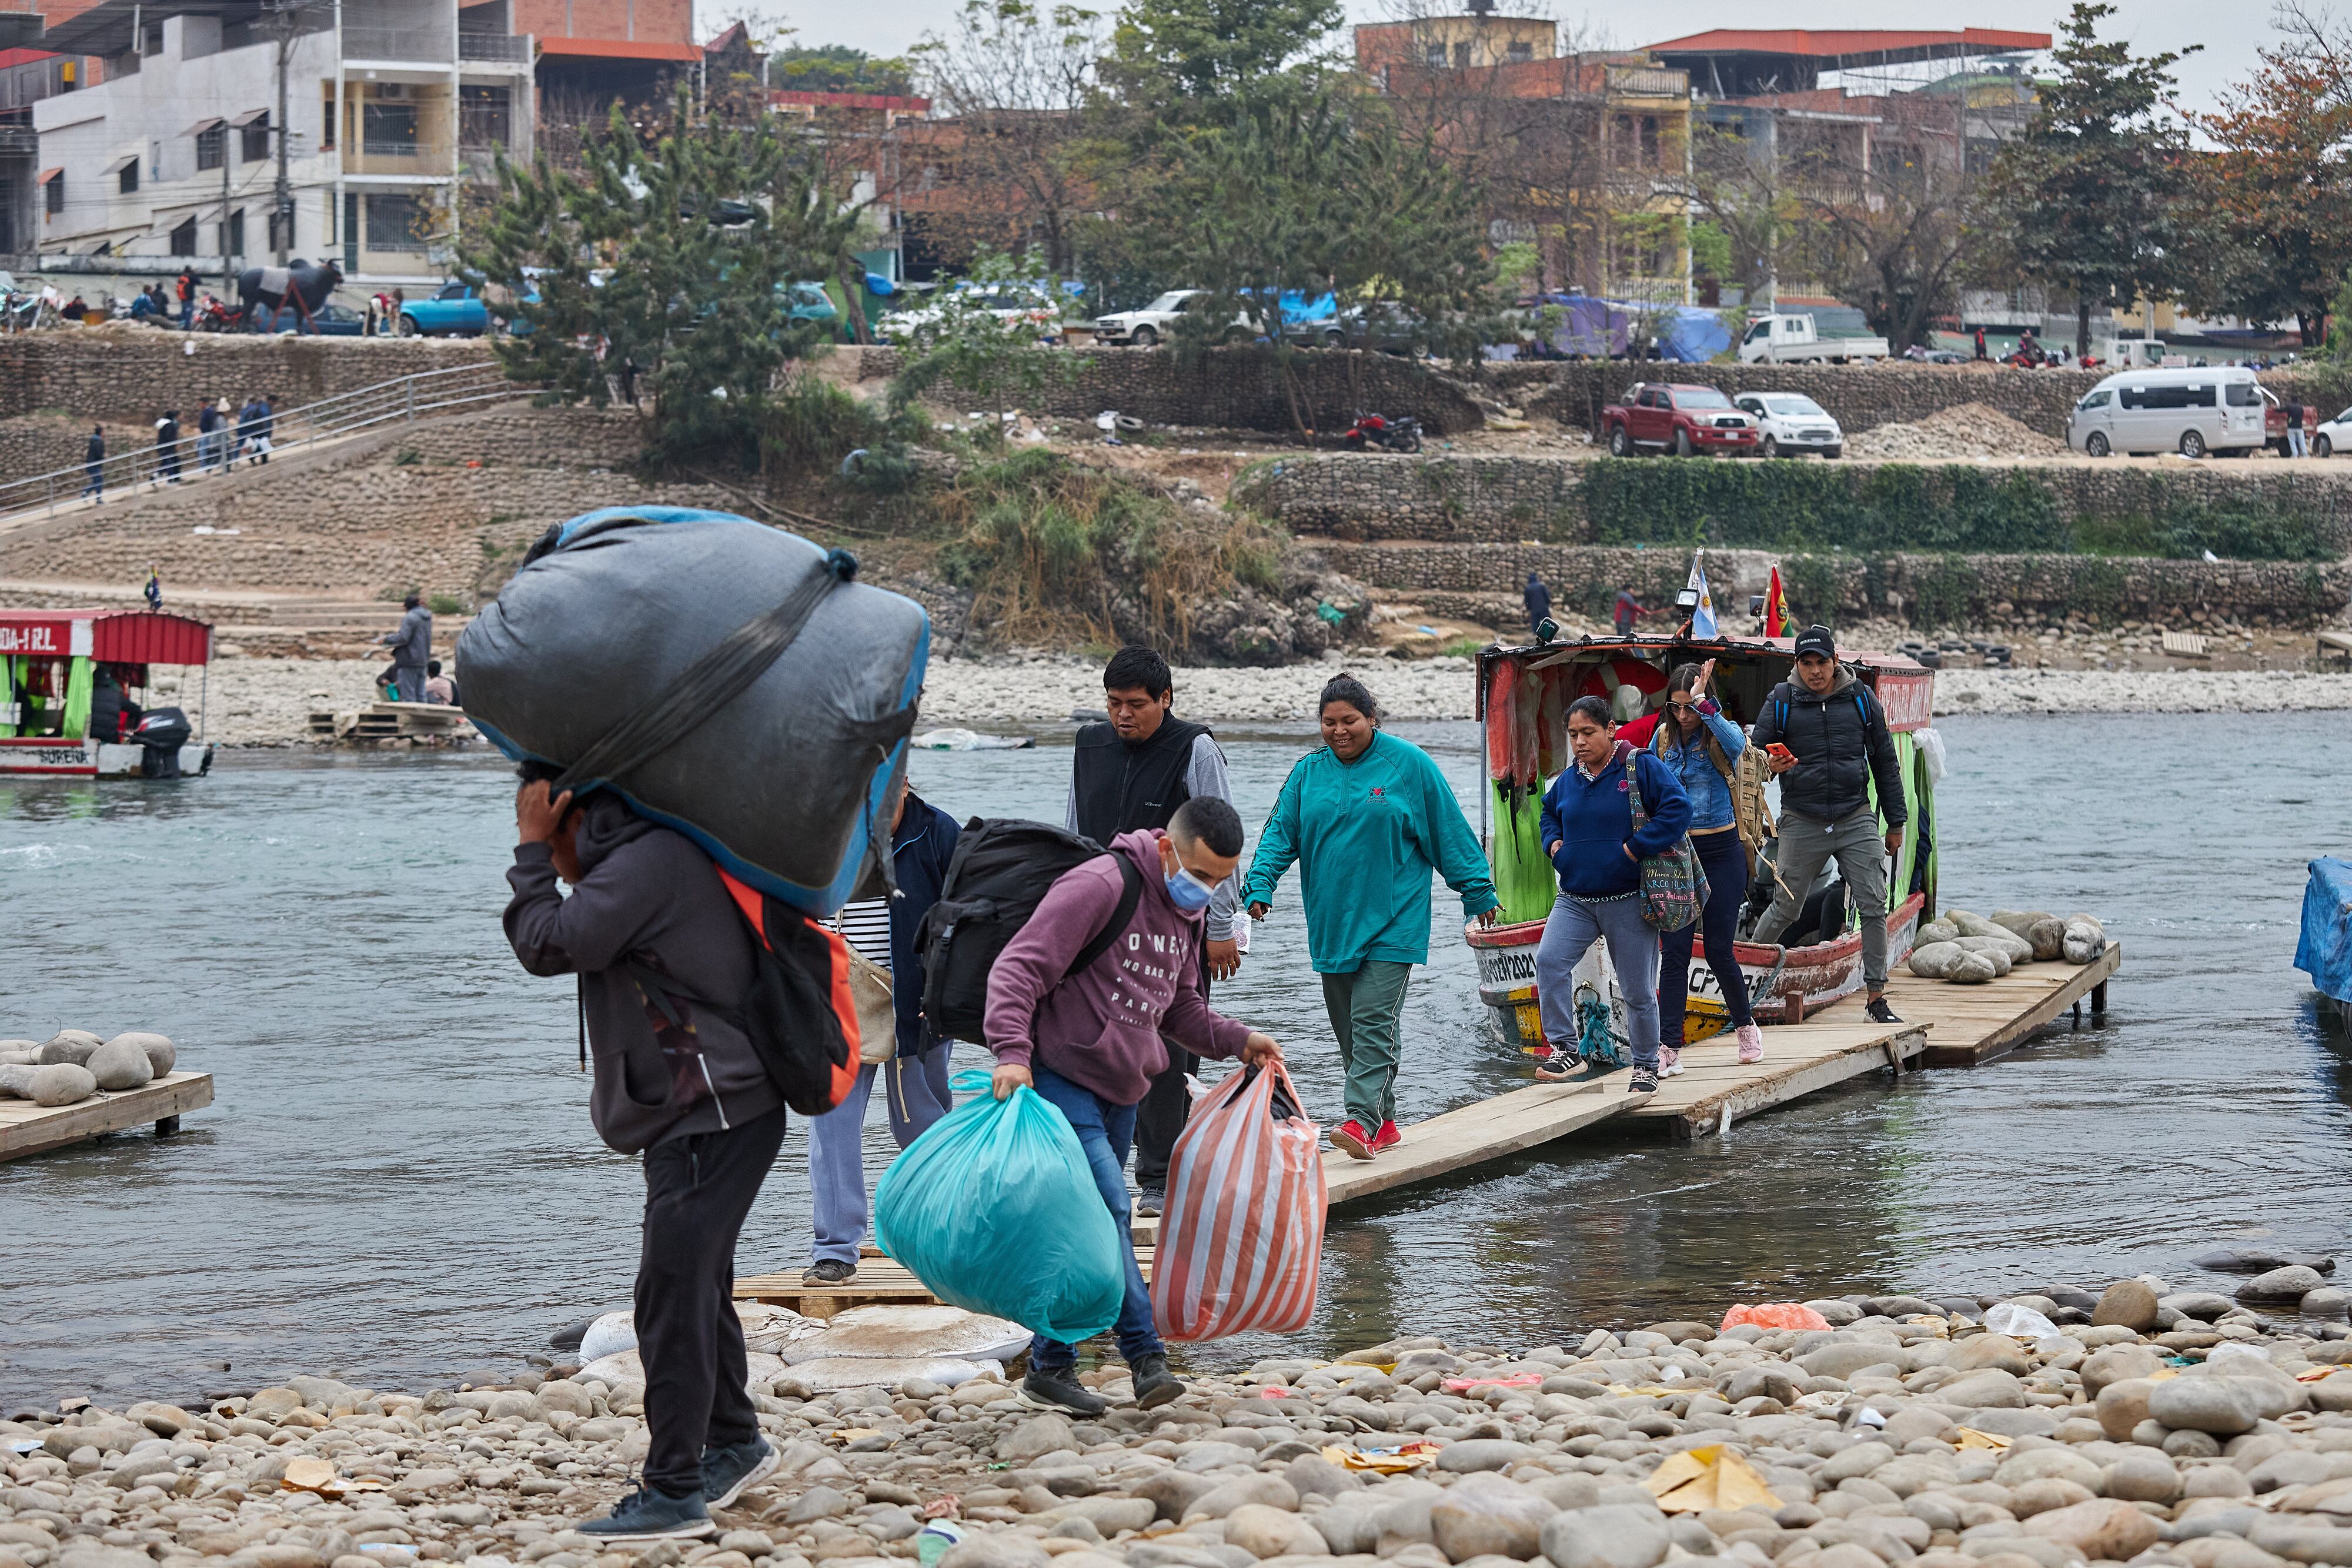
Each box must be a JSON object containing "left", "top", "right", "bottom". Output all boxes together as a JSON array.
[
  {"left": 0, "top": 332, "right": 496, "bottom": 424},
  {"left": 1314, "top": 541, "right": 2352, "bottom": 627},
  {"left": 833, "top": 343, "right": 1488, "bottom": 434},
  {"left": 1237, "top": 452, "right": 2352, "bottom": 552}
]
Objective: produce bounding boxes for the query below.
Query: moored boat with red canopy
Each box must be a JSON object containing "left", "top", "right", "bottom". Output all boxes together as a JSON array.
[
  {"left": 1, "top": 609, "right": 217, "bottom": 778},
  {"left": 1465, "top": 630, "right": 1940, "bottom": 1056}
]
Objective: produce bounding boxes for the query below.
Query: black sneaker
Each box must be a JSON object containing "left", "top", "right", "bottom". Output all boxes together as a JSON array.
[
  {"left": 701, "top": 1435, "right": 779, "bottom": 1510},
  {"left": 1020, "top": 1365, "right": 1108, "bottom": 1417},
  {"left": 1865, "top": 996, "right": 1904, "bottom": 1025},
  {"left": 1130, "top": 1352, "right": 1185, "bottom": 1409},
  {"left": 1134, "top": 1189, "right": 1164, "bottom": 1219},
  {"left": 1629, "top": 1068, "right": 1659, "bottom": 1094},
  {"left": 1535, "top": 1048, "right": 1583, "bottom": 1082},
  {"left": 575, "top": 1484, "right": 716, "bottom": 1542},
  {"left": 801, "top": 1258, "right": 857, "bottom": 1286}
]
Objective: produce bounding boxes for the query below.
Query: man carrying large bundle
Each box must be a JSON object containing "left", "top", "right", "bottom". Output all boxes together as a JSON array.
[
  {"left": 1064, "top": 646, "right": 1242, "bottom": 1203},
  {"left": 986, "top": 795, "right": 1284, "bottom": 1415},
  {"left": 503, "top": 767, "right": 786, "bottom": 1543}
]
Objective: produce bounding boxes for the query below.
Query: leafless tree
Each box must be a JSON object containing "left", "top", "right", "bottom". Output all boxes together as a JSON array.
[{"left": 906, "top": 0, "right": 1105, "bottom": 275}]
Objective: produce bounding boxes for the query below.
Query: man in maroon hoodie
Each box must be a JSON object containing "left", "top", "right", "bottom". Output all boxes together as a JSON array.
[{"left": 985, "top": 796, "right": 1284, "bottom": 1415}]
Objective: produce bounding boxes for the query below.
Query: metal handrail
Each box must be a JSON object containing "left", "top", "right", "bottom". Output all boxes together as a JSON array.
[{"left": 0, "top": 359, "right": 529, "bottom": 530}]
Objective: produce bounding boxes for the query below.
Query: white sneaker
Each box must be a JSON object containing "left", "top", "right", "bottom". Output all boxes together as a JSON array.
[
  {"left": 1658, "top": 1045, "right": 1685, "bottom": 1078},
  {"left": 1736, "top": 1023, "right": 1765, "bottom": 1064}
]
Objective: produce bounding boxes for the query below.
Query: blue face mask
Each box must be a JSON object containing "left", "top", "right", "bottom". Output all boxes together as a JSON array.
[{"left": 1165, "top": 866, "right": 1215, "bottom": 912}]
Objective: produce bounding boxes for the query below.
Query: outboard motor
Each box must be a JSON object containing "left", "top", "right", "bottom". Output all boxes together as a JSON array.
[{"left": 131, "top": 707, "right": 193, "bottom": 778}]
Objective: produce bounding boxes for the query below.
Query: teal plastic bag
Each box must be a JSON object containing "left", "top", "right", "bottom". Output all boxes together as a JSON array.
[{"left": 873, "top": 1069, "right": 1126, "bottom": 1343}]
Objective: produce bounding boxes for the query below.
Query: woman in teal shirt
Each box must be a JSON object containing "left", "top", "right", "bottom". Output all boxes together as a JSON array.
[{"left": 1244, "top": 675, "right": 1499, "bottom": 1160}]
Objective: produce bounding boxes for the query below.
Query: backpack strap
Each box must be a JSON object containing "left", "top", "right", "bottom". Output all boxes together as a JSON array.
[{"left": 1068, "top": 854, "right": 1146, "bottom": 978}]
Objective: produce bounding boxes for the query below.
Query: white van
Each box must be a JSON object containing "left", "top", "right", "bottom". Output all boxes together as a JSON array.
[{"left": 2067, "top": 365, "right": 2267, "bottom": 457}]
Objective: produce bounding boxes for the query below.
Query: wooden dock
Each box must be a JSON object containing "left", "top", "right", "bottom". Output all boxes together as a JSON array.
[
  {"left": 0, "top": 1071, "right": 213, "bottom": 1161},
  {"left": 739, "top": 948, "right": 2120, "bottom": 1301}
]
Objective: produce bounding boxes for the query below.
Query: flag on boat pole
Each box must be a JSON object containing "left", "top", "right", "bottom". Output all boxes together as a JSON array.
[
  {"left": 1686, "top": 554, "right": 1718, "bottom": 640},
  {"left": 1764, "top": 566, "right": 1787, "bottom": 638}
]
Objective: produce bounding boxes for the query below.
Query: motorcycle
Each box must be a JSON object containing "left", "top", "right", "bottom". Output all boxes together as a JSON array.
[
  {"left": 1341, "top": 411, "right": 1422, "bottom": 453},
  {"left": 192, "top": 296, "right": 241, "bottom": 333}
]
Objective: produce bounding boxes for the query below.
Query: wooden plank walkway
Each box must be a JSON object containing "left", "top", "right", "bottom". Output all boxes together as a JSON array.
[
  {"left": 0, "top": 1071, "right": 213, "bottom": 1161},
  {"left": 1910, "top": 943, "right": 2120, "bottom": 1066},
  {"left": 737, "top": 948, "right": 2122, "bottom": 1302}
]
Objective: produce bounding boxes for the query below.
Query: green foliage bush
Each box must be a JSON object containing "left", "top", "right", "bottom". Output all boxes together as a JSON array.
[{"left": 1579, "top": 461, "right": 2329, "bottom": 560}]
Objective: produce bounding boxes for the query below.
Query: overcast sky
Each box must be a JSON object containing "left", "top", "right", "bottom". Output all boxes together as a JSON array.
[{"left": 725, "top": 0, "right": 2284, "bottom": 118}]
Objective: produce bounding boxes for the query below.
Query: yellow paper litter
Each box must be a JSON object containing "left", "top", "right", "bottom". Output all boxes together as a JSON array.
[
  {"left": 1606, "top": 1385, "right": 1683, "bottom": 1398},
  {"left": 1955, "top": 1427, "right": 2013, "bottom": 1450},
  {"left": 280, "top": 1457, "right": 385, "bottom": 1496},
  {"left": 1903, "top": 1316, "right": 1953, "bottom": 1339},
  {"left": 2294, "top": 1366, "right": 2342, "bottom": 1383},
  {"left": 1322, "top": 1443, "right": 1437, "bottom": 1474},
  {"left": 832, "top": 1427, "right": 893, "bottom": 1446},
  {"left": 1642, "top": 1445, "right": 1779, "bottom": 1513}
]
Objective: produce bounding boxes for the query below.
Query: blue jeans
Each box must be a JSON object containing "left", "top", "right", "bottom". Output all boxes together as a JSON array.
[
  {"left": 808, "top": 1047, "right": 953, "bottom": 1267},
  {"left": 1027, "top": 1062, "right": 1161, "bottom": 1370}
]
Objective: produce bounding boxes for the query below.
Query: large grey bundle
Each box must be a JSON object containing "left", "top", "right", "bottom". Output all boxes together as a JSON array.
[{"left": 457, "top": 507, "right": 928, "bottom": 915}]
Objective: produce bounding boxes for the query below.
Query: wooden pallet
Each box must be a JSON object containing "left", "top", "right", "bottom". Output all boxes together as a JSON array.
[
  {"left": 736, "top": 1249, "right": 1157, "bottom": 1320},
  {"left": 2161, "top": 630, "right": 2210, "bottom": 658},
  {"left": 1909, "top": 944, "right": 2120, "bottom": 1067},
  {"left": 2318, "top": 630, "right": 2352, "bottom": 670},
  {"left": 0, "top": 1071, "right": 213, "bottom": 1161}
]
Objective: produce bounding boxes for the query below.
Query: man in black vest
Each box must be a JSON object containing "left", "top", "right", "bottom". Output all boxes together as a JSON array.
[{"left": 1065, "top": 645, "right": 1242, "bottom": 1198}]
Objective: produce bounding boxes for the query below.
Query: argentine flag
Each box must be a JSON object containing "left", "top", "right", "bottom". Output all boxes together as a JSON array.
[{"left": 1687, "top": 556, "right": 1719, "bottom": 639}]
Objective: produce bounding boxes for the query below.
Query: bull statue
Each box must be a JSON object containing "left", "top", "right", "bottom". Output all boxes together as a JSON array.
[{"left": 238, "top": 258, "right": 342, "bottom": 333}]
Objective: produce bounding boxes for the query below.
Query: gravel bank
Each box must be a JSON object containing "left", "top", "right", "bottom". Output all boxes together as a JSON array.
[
  {"left": 5, "top": 1280, "right": 2350, "bottom": 1568},
  {"left": 172, "top": 659, "right": 2352, "bottom": 748}
]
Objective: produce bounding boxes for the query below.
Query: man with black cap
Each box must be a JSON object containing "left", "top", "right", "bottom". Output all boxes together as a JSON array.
[
  {"left": 1748, "top": 624, "right": 1908, "bottom": 1024},
  {"left": 1066, "top": 644, "right": 1242, "bottom": 1202}
]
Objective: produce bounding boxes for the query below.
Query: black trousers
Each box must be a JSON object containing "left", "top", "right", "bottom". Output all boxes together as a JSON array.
[{"left": 635, "top": 1106, "right": 787, "bottom": 1495}]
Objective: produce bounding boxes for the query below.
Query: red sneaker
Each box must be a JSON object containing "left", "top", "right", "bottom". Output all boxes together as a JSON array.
[
  {"left": 1330, "top": 1119, "right": 1374, "bottom": 1159},
  {"left": 1371, "top": 1119, "right": 1402, "bottom": 1154}
]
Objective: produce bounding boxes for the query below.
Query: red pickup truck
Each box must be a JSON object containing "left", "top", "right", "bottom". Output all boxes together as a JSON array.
[{"left": 1602, "top": 383, "right": 1760, "bottom": 457}]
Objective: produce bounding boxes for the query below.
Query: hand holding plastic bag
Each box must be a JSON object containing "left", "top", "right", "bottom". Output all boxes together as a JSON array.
[
  {"left": 874, "top": 1069, "right": 1126, "bottom": 1344},
  {"left": 1151, "top": 1061, "right": 1327, "bottom": 1341}
]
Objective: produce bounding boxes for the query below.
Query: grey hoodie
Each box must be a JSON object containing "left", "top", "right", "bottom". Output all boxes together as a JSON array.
[{"left": 503, "top": 794, "right": 780, "bottom": 1154}]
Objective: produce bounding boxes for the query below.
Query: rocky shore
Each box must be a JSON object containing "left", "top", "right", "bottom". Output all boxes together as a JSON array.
[
  {"left": 7, "top": 1278, "right": 2352, "bottom": 1568},
  {"left": 159, "top": 658, "right": 2352, "bottom": 748}
]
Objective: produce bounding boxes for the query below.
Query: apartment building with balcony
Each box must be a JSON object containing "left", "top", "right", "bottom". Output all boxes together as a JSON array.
[{"left": 31, "top": 0, "right": 531, "bottom": 294}]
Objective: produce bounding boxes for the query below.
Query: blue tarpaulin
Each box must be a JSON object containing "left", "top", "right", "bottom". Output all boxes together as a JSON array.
[
  {"left": 1512, "top": 296, "right": 1730, "bottom": 362},
  {"left": 2294, "top": 857, "right": 2352, "bottom": 1002}
]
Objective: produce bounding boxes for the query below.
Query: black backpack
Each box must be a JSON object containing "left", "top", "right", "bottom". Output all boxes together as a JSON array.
[{"left": 916, "top": 818, "right": 1144, "bottom": 1042}]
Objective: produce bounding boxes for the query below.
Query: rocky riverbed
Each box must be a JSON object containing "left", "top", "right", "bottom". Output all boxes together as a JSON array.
[
  {"left": 8, "top": 1280, "right": 2352, "bottom": 1568},
  {"left": 150, "top": 657, "right": 2352, "bottom": 747}
]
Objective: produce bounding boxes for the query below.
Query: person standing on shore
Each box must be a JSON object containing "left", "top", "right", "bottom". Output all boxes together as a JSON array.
[
  {"left": 1748, "top": 624, "right": 1909, "bottom": 1025},
  {"left": 196, "top": 398, "right": 223, "bottom": 476},
  {"left": 377, "top": 593, "right": 432, "bottom": 702},
  {"left": 1650, "top": 660, "right": 1764, "bottom": 1069},
  {"left": 803, "top": 785, "right": 960, "bottom": 1289},
  {"left": 1244, "top": 675, "right": 1499, "bottom": 1160},
  {"left": 1524, "top": 571, "right": 1552, "bottom": 636},
  {"left": 1064, "top": 645, "right": 1242, "bottom": 1204},
  {"left": 82, "top": 424, "right": 105, "bottom": 502},
  {"left": 986, "top": 796, "right": 1285, "bottom": 1416},
  {"left": 502, "top": 766, "right": 786, "bottom": 1543},
  {"left": 1613, "top": 585, "right": 1643, "bottom": 636},
  {"left": 1534, "top": 694, "right": 1692, "bottom": 1095},
  {"left": 176, "top": 269, "right": 196, "bottom": 331}
]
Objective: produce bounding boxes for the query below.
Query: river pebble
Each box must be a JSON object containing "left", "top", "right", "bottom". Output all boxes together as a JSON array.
[{"left": 6, "top": 1287, "right": 2352, "bottom": 1568}]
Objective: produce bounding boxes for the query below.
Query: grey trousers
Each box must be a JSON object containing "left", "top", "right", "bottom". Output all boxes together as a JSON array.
[
  {"left": 1535, "top": 892, "right": 1663, "bottom": 1070},
  {"left": 393, "top": 664, "right": 425, "bottom": 703},
  {"left": 1753, "top": 810, "right": 1892, "bottom": 988}
]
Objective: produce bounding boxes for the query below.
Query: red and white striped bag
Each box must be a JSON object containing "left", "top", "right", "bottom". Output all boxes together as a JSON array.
[{"left": 1149, "top": 1061, "right": 1328, "bottom": 1341}]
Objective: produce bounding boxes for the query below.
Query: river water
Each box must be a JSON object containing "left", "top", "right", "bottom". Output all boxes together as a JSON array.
[{"left": 4, "top": 713, "right": 2349, "bottom": 1406}]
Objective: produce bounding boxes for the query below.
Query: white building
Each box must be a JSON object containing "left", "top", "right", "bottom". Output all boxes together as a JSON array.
[{"left": 33, "top": 0, "right": 533, "bottom": 295}]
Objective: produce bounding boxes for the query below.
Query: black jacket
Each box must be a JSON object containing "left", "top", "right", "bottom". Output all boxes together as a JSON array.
[
  {"left": 1070, "top": 714, "right": 1209, "bottom": 843},
  {"left": 503, "top": 794, "right": 779, "bottom": 1154},
  {"left": 870, "top": 791, "right": 960, "bottom": 1055},
  {"left": 1749, "top": 668, "right": 1907, "bottom": 830}
]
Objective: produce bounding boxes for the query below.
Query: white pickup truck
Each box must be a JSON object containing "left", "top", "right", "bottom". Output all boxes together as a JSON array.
[{"left": 1737, "top": 312, "right": 1889, "bottom": 365}]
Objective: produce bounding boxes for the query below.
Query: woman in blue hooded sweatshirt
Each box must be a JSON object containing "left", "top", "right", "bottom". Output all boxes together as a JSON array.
[{"left": 1532, "top": 693, "right": 1690, "bottom": 1095}]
